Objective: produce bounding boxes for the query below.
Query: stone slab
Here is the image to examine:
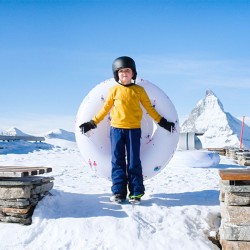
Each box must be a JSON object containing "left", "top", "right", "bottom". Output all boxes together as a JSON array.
[
  {"left": 220, "top": 223, "right": 250, "bottom": 241},
  {"left": 3, "top": 211, "right": 32, "bottom": 218},
  {"left": 0, "top": 199, "right": 30, "bottom": 208},
  {"left": 1, "top": 205, "right": 32, "bottom": 215},
  {"left": 238, "top": 158, "right": 250, "bottom": 166},
  {"left": 0, "top": 166, "right": 52, "bottom": 177},
  {"left": 220, "top": 181, "right": 250, "bottom": 192},
  {"left": 224, "top": 192, "right": 250, "bottom": 206},
  {"left": 31, "top": 182, "right": 54, "bottom": 195},
  {"left": 0, "top": 186, "right": 31, "bottom": 199},
  {"left": 0, "top": 215, "right": 32, "bottom": 225},
  {"left": 221, "top": 239, "right": 250, "bottom": 250},
  {"left": 220, "top": 202, "right": 250, "bottom": 225},
  {"left": 0, "top": 176, "right": 54, "bottom": 186},
  {"left": 0, "top": 177, "right": 53, "bottom": 199}
]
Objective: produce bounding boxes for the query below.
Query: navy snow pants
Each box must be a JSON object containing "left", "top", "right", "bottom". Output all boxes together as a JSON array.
[{"left": 110, "top": 127, "right": 145, "bottom": 197}]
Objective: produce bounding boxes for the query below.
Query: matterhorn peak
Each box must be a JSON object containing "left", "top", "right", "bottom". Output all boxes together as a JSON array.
[
  {"left": 181, "top": 90, "right": 250, "bottom": 148},
  {"left": 181, "top": 89, "right": 225, "bottom": 134},
  {"left": 199, "top": 89, "right": 224, "bottom": 111},
  {"left": 205, "top": 89, "right": 216, "bottom": 97}
]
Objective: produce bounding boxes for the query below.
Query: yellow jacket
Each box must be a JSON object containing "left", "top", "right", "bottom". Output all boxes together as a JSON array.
[{"left": 92, "top": 84, "right": 162, "bottom": 129}]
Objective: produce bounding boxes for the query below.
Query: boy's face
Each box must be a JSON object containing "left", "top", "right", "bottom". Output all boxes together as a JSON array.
[{"left": 118, "top": 68, "right": 134, "bottom": 85}]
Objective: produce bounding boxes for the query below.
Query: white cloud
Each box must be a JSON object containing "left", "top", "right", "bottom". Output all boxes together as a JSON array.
[{"left": 138, "top": 55, "right": 250, "bottom": 89}]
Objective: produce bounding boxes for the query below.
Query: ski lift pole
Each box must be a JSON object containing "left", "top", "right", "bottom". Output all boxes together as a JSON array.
[{"left": 240, "top": 116, "right": 245, "bottom": 150}]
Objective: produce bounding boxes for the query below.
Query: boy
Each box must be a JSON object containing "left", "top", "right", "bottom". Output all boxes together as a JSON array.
[{"left": 80, "top": 56, "right": 175, "bottom": 204}]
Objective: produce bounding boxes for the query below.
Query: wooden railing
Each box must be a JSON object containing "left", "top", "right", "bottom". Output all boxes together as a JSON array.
[{"left": 0, "top": 135, "right": 45, "bottom": 142}]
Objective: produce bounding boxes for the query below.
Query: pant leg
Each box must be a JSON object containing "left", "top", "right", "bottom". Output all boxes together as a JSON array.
[
  {"left": 125, "top": 128, "right": 145, "bottom": 196},
  {"left": 110, "top": 127, "right": 128, "bottom": 197}
]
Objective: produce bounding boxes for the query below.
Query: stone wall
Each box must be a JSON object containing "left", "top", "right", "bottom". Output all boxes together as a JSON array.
[
  {"left": 225, "top": 148, "right": 250, "bottom": 166},
  {"left": 0, "top": 176, "right": 53, "bottom": 225},
  {"left": 219, "top": 174, "right": 250, "bottom": 249}
]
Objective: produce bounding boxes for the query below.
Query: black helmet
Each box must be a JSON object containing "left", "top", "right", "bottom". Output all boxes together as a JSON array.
[{"left": 112, "top": 56, "right": 137, "bottom": 82}]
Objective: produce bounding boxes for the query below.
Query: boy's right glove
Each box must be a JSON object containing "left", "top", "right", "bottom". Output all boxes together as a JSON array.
[
  {"left": 79, "top": 120, "right": 97, "bottom": 134},
  {"left": 158, "top": 117, "right": 175, "bottom": 132}
]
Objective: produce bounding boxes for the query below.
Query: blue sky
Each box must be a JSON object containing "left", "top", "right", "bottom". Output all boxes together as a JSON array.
[{"left": 1, "top": 0, "right": 250, "bottom": 133}]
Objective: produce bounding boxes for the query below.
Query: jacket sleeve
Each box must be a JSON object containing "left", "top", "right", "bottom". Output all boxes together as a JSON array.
[
  {"left": 92, "top": 90, "right": 114, "bottom": 125},
  {"left": 140, "top": 88, "right": 162, "bottom": 123}
]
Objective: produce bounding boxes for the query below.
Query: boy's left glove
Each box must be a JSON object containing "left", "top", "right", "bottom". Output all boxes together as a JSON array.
[
  {"left": 158, "top": 117, "right": 175, "bottom": 132},
  {"left": 79, "top": 120, "right": 97, "bottom": 134}
]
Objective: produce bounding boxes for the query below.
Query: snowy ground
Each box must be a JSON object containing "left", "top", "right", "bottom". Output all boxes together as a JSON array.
[{"left": 0, "top": 138, "right": 246, "bottom": 250}]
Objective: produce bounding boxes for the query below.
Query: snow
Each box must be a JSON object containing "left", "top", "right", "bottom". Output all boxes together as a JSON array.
[
  {"left": 170, "top": 150, "right": 220, "bottom": 168},
  {"left": 0, "top": 130, "right": 247, "bottom": 250}
]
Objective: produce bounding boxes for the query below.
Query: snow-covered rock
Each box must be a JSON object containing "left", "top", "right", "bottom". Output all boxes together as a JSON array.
[{"left": 181, "top": 90, "right": 250, "bottom": 149}]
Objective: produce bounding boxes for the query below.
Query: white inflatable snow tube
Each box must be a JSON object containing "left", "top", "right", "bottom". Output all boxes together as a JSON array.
[{"left": 75, "top": 78, "right": 179, "bottom": 180}]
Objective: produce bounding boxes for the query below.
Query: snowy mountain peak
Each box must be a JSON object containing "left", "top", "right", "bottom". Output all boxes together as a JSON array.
[
  {"left": 181, "top": 90, "right": 250, "bottom": 149},
  {"left": 44, "top": 128, "right": 75, "bottom": 142},
  {"left": 205, "top": 89, "right": 216, "bottom": 97},
  {"left": 181, "top": 90, "right": 225, "bottom": 134},
  {"left": 4, "top": 127, "right": 31, "bottom": 136},
  {"left": 200, "top": 89, "right": 224, "bottom": 111}
]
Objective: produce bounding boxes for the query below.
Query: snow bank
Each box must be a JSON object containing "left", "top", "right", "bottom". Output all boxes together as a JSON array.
[
  {"left": 171, "top": 150, "right": 220, "bottom": 168},
  {"left": 1, "top": 138, "right": 245, "bottom": 249}
]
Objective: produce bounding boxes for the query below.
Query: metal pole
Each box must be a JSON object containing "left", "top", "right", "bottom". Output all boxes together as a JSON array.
[
  {"left": 186, "top": 132, "right": 189, "bottom": 150},
  {"left": 240, "top": 116, "right": 245, "bottom": 150}
]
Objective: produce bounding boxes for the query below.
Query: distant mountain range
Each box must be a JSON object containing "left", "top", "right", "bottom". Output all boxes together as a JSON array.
[
  {"left": 181, "top": 90, "right": 250, "bottom": 149},
  {"left": 1, "top": 93, "right": 249, "bottom": 149},
  {"left": 1, "top": 127, "right": 75, "bottom": 142}
]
